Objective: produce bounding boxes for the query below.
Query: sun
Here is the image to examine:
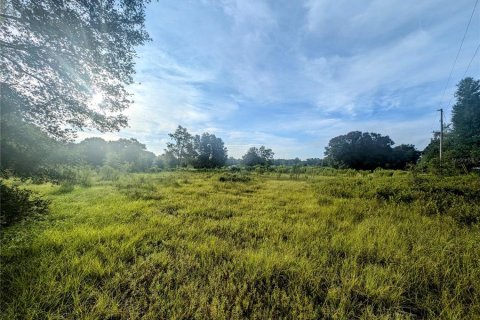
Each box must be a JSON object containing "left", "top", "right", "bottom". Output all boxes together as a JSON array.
[{"left": 90, "top": 92, "right": 104, "bottom": 111}]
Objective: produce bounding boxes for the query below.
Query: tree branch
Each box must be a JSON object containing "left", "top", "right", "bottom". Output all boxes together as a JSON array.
[
  {"left": 0, "top": 13, "right": 22, "bottom": 22},
  {"left": 1, "top": 52, "right": 51, "bottom": 88}
]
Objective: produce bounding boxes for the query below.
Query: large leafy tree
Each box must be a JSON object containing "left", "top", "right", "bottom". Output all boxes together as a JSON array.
[
  {"left": 325, "top": 131, "right": 394, "bottom": 170},
  {"left": 420, "top": 77, "right": 480, "bottom": 171},
  {"left": 0, "top": 114, "right": 73, "bottom": 177},
  {"left": 0, "top": 0, "right": 150, "bottom": 139},
  {"left": 451, "top": 77, "right": 480, "bottom": 159},
  {"left": 77, "top": 137, "right": 109, "bottom": 167},
  {"left": 165, "top": 127, "right": 229, "bottom": 168},
  {"left": 391, "top": 144, "right": 421, "bottom": 169},
  {"left": 324, "top": 131, "right": 418, "bottom": 170},
  {"left": 193, "top": 133, "right": 228, "bottom": 168},
  {"left": 165, "top": 126, "right": 196, "bottom": 167},
  {"left": 242, "top": 146, "right": 274, "bottom": 167}
]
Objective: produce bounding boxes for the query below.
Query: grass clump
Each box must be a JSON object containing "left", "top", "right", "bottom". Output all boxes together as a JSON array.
[{"left": 218, "top": 172, "right": 251, "bottom": 182}]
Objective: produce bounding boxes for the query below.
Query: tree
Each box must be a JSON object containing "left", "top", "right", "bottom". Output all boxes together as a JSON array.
[
  {"left": 104, "top": 138, "right": 155, "bottom": 171},
  {"left": 390, "top": 144, "right": 421, "bottom": 169},
  {"left": 451, "top": 77, "right": 480, "bottom": 161},
  {"left": 259, "top": 146, "right": 274, "bottom": 165},
  {"left": 325, "top": 131, "right": 394, "bottom": 170},
  {"left": 420, "top": 77, "right": 480, "bottom": 171},
  {"left": 0, "top": 112, "right": 72, "bottom": 177},
  {"left": 165, "top": 126, "right": 196, "bottom": 167},
  {"left": 0, "top": 0, "right": 150, "bottom": 139},
  {"left": 242, "top": 146, "right": 274, "bottom": 166},
  {"left": 324, "top": 131, "right": 419, "bottom": 170},
  {"left": 193, "top": 133, "right": 228, "bottom": 168},
  {"left": 156, "top": 152, "right": 177, "bottom": 169},
  {"left": 78, "top": 138, "right": 108, "bottom": 167},
  {"left": 164, "top": 126, "right": 230, "bottom": 169}
]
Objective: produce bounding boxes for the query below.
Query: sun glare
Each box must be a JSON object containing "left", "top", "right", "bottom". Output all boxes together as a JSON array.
[{"left": 90, "top": 92, "right": 104, "bottom": 111}]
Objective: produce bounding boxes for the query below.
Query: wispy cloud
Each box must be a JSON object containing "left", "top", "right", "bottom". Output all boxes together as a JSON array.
[{"left": 79, "top": 0, "right": 480, "bottom": 158}]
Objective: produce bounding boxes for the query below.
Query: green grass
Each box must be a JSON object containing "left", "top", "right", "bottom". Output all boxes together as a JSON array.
[{"left": 1, "top": 170, "right": 479, "bottom": 319}]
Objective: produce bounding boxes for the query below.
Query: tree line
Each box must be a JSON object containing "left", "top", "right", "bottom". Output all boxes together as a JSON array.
[
  {"left": 3, "top": 75, "right": 479, "bottom": 177},
  {"left": 1, "top": 0, "right": 477, "bottom": 177},
  {"left": 420, "top": 77, "right": 480, "bottom": 172}
]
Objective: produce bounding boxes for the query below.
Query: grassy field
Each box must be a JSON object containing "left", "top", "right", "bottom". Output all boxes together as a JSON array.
[{"left": 1, "top": 170, "right": 479, "bottom": 319}]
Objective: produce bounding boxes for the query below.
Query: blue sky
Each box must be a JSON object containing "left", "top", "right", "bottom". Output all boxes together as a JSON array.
[{"left": 82, "top": 0, "right": 480, "bottom": 158}]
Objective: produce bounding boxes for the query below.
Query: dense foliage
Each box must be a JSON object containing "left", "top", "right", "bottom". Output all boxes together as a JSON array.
[
  {"left": 0, "top": 112, "right": 72, "bottom": 177},
  {"left": 193, "top": 133, "right": 228, "bottom": 169},
  {"left": 165, "top": 126, "right": 228, "bottom": 168},
  {"left": 1, "top": 0, "right": 150, "bottom": 139},
  {"left": 78, "top": 137, "right": 156, "bottom": 172},
  {"left": 0, "top": 123, "right": 157, "bottom": 178},
  {"left": 325, "top": 131, "right": 420, "bottom": 170},
  {"left": 0, "top": 182, "right": 50, "bottom": 226},
  {"left": 242, "top": 146, "right": 275, "bottom": 167},
  {"left": 421, "top": 77, "right": 480, "bottom": 171},
  {"left": 452, "top": 77, "right": 480, "bottom": 157}
]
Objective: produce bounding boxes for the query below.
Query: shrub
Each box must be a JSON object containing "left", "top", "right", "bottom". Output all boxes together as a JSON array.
[
  {"left": 36, "top": 165, "right": 94, "bottom": 186},
  {"left": 218, "top": 173, "right": 251, "bottom": 182},
  {"left": 0, "top": 181, "right": 50, "bottom": 226},
  {"left": 99, "top": 165, "right": 121, "bottom": 181},
  {"left": 53, "top": 182, "right": 75, "bottom": 194}
]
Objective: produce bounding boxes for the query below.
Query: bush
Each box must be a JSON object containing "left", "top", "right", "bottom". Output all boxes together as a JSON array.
[
  {"left": 99, "top": 165, "right": 121, "bottom": 181},
  {"left": 218, "top": 173, "right": 251, "bottom": 182},
  {"left": 36, "top": 165, "right": 94, "bottom": 186},
  {"left": 0, "top": 181, "right": 50, "bottom": 226},
  {"left": 53, "top": 182, "right": 75, "bottom": 194}
]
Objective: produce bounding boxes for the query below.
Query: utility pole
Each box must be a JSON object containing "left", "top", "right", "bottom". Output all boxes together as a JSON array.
[{"left": 438, "top": 108, "right": 443, "bottom": 165}]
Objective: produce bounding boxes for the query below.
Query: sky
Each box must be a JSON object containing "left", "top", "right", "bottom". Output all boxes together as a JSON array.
[{"left": 82, "top": 0, "right": 480, "bottom": 159}]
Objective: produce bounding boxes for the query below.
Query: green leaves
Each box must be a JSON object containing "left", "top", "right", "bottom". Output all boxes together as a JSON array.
[
  {"left": 324, "top": 131, "right": 419, "bottom": 170},
  {"left": 1, "top": 0, "right": 150, "bottom": 139},
  {"left": 421, "top": 77, "right": 480, "bottom": 171},
  {"left": 0, "top": 182, "right": 50, "bottom": 226},
  {"left": 165, "top": 126, "right": 228, "bottom": 168},
  {"left": 242, "top": 146, "right": 274, "bottom": 167}
]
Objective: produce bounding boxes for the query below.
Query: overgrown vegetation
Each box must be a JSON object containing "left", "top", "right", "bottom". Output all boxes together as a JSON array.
[
  {"left": 324, "top": 131, "right": 420, "bottom": 170},
  {"left": 0, "top": 181, "right": 50, "bottom": 226},
  {"left": 0, "top": 1, "right": 478, "bottom": 318},
  {"left": 1, "top": 170, "right": 479, "bottom": 319},
  {"left": 420, "top": 77, "right": 480, "bottom": 172}
]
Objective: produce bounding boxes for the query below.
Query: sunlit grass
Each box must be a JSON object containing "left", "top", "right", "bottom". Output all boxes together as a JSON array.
[{"left": 1, "top": 171, "right": 479, "bottom": 319}]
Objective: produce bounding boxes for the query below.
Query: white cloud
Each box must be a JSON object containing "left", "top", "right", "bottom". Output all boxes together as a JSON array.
[{"left": 78, "top": 0, "right": 478, "bottom": 159}]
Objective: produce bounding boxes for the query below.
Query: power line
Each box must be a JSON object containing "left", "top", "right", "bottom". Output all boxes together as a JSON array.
[
  {"left": 445, "top": 42, "right": 480, "bottom": 113},
  {"left": 439, "top": 0, "right": 479, "bottom": 108},
  {"left": 461, "top": 42, "right": 480, "bottom": 79},
  {"left": 433, "top": 1, "right": 478, "bottom": 162}
]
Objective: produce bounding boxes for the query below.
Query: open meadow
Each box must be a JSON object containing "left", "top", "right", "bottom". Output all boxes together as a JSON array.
[
  {"left": 1, "top": 169, "right": 479, "bottom": 319},
  {"left": 3, "top": 1, "right": 480, "bottom": 319}
]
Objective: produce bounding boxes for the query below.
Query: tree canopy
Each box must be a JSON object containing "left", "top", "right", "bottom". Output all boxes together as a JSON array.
[
  {"left": 193, "top": 133, "right": 228, "bottom": 169},
  {"left": 242, "top": 146, "right": 274, "bottom": 167},
  {"left": 325, "top": 131, "right": 419, "bottom": 170},
  {"left": 78, "top": 137, "right": 155, "bottom": 172},
  {"left": 0, "top": 0, "right": 150, "bottom": 139},
  {"left": 165, "top": 126, "right": 195, "bottom": 167},
  {"left": 451, "top": 77, "right": 480, "bottom": 160},
  {"left": 164, "top": 126, "right": 228, "bottom": 168},
  {"left": 421, "top": 77, "right": 480, "bottom": 171}
]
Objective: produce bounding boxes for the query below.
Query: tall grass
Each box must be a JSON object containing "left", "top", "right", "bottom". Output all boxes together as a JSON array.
[{"left": 1, "top": 171, "right": 478, "bottom": 319}]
